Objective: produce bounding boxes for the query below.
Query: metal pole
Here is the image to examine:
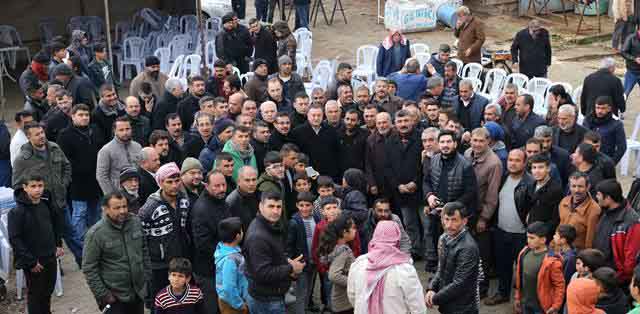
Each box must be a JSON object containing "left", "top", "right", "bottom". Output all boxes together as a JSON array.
[
  {"left": 196, "top": 0, "right": 207, "bottom": 77},
  {"left": 104, "top": 0, "right": 114, "bottom": 67}
]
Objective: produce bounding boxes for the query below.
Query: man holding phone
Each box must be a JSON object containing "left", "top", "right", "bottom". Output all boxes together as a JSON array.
[{"left": 422, "top": 130, "right": 477, "bottom": 272}]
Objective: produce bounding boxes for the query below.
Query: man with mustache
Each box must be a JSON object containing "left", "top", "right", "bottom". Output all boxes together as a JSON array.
[
  {"left": 361, "top": 198, "right": 411, "bottom": 253},
  {"left": 511, "top": 19, "right": 552, "bottom": 78},
  {"left": 129, "top": 56, "right": 168, "bottom": 100},
  {"left": 552, "top": 104, "right": 588, "bottom": 154}
]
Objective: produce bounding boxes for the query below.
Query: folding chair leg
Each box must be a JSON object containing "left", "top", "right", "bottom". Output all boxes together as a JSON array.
[{"left": 55, "top": 259, "right": 63, "bottom": 297}]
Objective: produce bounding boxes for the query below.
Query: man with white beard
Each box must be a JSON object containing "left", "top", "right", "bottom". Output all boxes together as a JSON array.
[
  {"left": 552, "top": 104, "right": 588, "bottom": 154},
  {"left": 119, "top": 167, "right": 143, "bottom": 214}
]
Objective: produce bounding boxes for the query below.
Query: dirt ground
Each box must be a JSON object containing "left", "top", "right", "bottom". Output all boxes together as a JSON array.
[{"left": 0, "top": 0, "right": 638, "bottom": 313}]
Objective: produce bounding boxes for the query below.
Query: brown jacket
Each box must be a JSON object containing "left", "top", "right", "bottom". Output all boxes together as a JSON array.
[
  {"left": 370, "top": 95, "right": 403, "bottom": 117},
  {"left": 558, "top": 196, "right": 602, "bottom": 250},
  {"left": 129, "top": 70, "right": 168, "bottom": 99},
  {"left": 454, "top": 16, "right": 486, "bottom": 64},
  {"left": 464, "top": 147, "right": 502, "bottom": 221}
]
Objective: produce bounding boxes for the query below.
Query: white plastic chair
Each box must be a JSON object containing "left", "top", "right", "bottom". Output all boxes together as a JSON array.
[
  {"left": 620, "top": 113, "right": 640, "bottom": 176},
  {"left": 461, "top": 62, "right": 483, "bottom": 80},
  {"left": 505, "top": 73, "right": 529, "bottom": 93},
  {"left": 414, "top": 53, "right": 430, "bottom": 69},
  {"left": 206, "top": 17, "right": 222, "bottom": 33},
  {"left": 296, "top": 54, "right": 307, "bottom": 77},
  {"left": 232, "top": 66, "right": 241, "bottom": 77},
  {"left": 194, "top": 30, "right": 217, "bottom": 55},
  {"left": 450, "top": 58, "right": 464, "bottom": 77},
  {"left": 312, "top": 63, "right": 334, "bottom": 90},
  {"left": 294, "top": 28, "right": 313, "bottom": 77},
  {"left": 573, "top": 85, "right": 583, "bottom": 112},
  {"left": 154, "top": 47, "right": 171, "bottom": 74},
  {"left": 168, "top": 34, "right": 191, "bottom": 62},
  {"left": 143, "top": 31, "right": 160, "bottom": 56},
  {"left": 156, "top": 31, "right": 175, "bottom": 50},
  {"left": 240, "top": 72, "right": 255, "bottom": 86},
  {"left": 411, "top": 43, "right": 430, "bottom": 56},
  {"left": 352, "top": 45, "right": 378, "bottom": 83},
  {"left": 180, "top": 15, "right": 198, "bottom": 34},
  {"left": 527, "top": 77, "right": 552, "bottom": 115},
  {"left": 205, "top": 40, "right": 218, "bottom": 72},
  {"left": 469, "top": 78, "right": 482, "bottom": 92},
  {"left": 119, "top": 36, "right": 145, "bottom": 82},
  {"left": 482, "top": 68, "right": 508, "bottom": 101},
  {"left": 178, "top": 54, "right": 202, "bottom": 82},
  {"left": 169, "top": 54, "right": 185, "bottom": 78}
]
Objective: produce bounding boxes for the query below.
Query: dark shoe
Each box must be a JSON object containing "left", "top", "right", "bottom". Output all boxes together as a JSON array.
[
  {"left": 480, "top": 290, "right": 488, "bottom": 299},
  {"left": 307, "top": 303, "right": 321, "bottom": 312},
  {"left": 484, "top": 294, "right": 510, "bottom": 306}
]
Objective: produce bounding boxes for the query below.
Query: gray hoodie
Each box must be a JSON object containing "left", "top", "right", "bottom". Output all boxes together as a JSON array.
[{"left": 96, "top": 137, "right": 142, "bottom": 194}]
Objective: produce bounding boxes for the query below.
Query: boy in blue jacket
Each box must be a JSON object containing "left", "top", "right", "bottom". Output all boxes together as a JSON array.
[{"left": 215, "top": 217, "right": 249, "bottom": 314}]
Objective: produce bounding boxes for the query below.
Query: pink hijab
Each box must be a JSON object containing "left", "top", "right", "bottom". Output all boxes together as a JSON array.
[
  {"left": 366, "top": 221, "right": 411, "bottom": 314},
  {"left": 381, "top": 30, "right": 407, "bottom": 50}
]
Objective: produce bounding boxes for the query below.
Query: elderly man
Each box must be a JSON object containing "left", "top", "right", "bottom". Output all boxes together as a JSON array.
[
  {"left": 129, "top": 56, "right": 168, "bottom": 99},
  {"left": 454, "top": 79, "right": 489, "bottom": 130},
  {"left": 226, "top": 166, "right": 260, "bottom": 231},
  {"left": 441, "top": 61, "right": 461, "bottom": 108},
  {"left": 370, "top": 79, "right": 403, "bottom": 116},
  {"left": 553, "top": 104, "right": 588, "bottom": 153},
  {"left": 137, "top": 147, "right": 160, "bottom": 201},
  {"left": 260, "top": 100, "right": 278, "bottom": 128},
  {"left": 426, "top": 76, "right": 444, "bottom": 102},
  {"left": 312, "top": 87, "right": 328, "bottom": 106},
  {"left": 365, "top": 112, "right": 394, "bottom": 197},
  {"left": 387, "top": 58, "right": 427, "bottom": 101},
  {"left": 581, "top": 57, "right": 626, "bottom": 116},
  {"left": 324, "top": 100, "right": 343, "bottom": 128},
  {"left": 511, "top": 20, "right": 552, "bottom": 78},
  {"left": 152, "top": 78, "right": 184, "bottom": 130},
  {"left": 534, "top": 125, "right": 571, "bottom": 187},
  {"left": 454, "top": 6, "right": 485, "bottom": 64}
]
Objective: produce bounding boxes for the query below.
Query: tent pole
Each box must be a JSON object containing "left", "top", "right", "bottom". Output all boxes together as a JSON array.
[
  {"left": 104, "top": 0, "right": 114, "bottom": 67},
  {"left": 196, "top": 0, "right": 207, "bottom": 76}
]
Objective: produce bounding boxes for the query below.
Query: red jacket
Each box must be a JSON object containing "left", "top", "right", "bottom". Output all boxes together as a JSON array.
[
  {"left": 608, "top": 206, "right": 640, "bottom": 282},
  {"left": 311, "top": 219, "right": 361, "bottom": 274},
  {"left": 515, "top": 247, "right": 565, "bottom": 312}
]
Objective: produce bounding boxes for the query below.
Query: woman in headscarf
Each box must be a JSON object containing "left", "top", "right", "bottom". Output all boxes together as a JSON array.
[
  {"left": 546, "top": 84, "right": 575, "bottom": 127},
  {"left": 376, "top": 30, "right": 412, "bottom": 77},
  {"left": 347, "top": 221, "right": 427, "bottom": 314},
  {"left": 272, "top": 21, "right": 297, "bottom": 71}
]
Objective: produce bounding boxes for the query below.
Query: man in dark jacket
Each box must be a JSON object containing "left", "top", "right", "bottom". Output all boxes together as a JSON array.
[
  {"left": 454, "top": 79, "right": 489, "bottom": 130},
  {"left": 226, "top": 166, "right": 260, "bottom": 231},
  {"left": 50, "top": 63, "right": 96, "bottom": 108},
  {"left": 92, "top": 85, "right": 126, "bottom": 147},
  {"left": 244, "top": 192, "right": 305, "bottom": 313},
  {"left": 620, "top": 30, "right": 640, "bottom": 99},
  {"left": 19, "top": 51, "right": 50, "bottom": 97},
  {"left": 216, "top": 13, "right": 253, "bottom": 74},
  {"left": 57, "top": 104, "right": 102, "bottom": 245},
  {"left": 508, "top": 94, "right": 546, "bottom": 149},
  {"left": 138, "top": 147, "right": 160, "bottom": 201},
  {"left": 83, "top": 192, "right": 148, "bottom": 313},
  {"left": 553, "top": 104, "right": 588, "bottom": 154},
  {"left": 524, "top": 154, "right": 563, "bottom": 230},
  {"left": 249, "top": 19, "right": 278, "bottom": 74},
  {"left": 8, "top": 176, "right": 64, "bottom": 314},
  {"left": 535, "top": 125, "right": 571, "bottom": 188},
  {"left": 151, "top": 78, "right": 184, "bottom": 130},
  {"left": 511, "top": 20, "right": 552, "bottom": 78},
  {"left": 384, "top": 110, "right": 423, "bottom": 257},
  {"left": 425, "top": 202, "right": 480, "bottom": 314},
  {"left": 338, "top": 109, "right": 368, "bottom": 172},
  {"left": 584, "top": 96, "right": 627, "bottom": 164},
  {"left": 43, "top": 89, "right": 72, "bottom": 142},
  {"left": 583, "top": 131, "right": 617, "bottom": 180},
  {"left": 369, "top": 79, "right": 403, "bottom": 117},
  {"left": 365, "top": 112, "right": 394, "bottom": 198},
  {"left": 581, "top": 58, "right": 626, "bottom": 116},
  {"left": 270, "top": 55, "right": 305, "bottom": 103},
  {"left": 245, "top": 59, "right": 270, "bottom": 103},
  {"left": 191, "top": 171, "right": 231, "bottom": 314},
  {"left": 205, "top": 59, "right": 228, "bottom": 98},
  {"left": 593, "top": 179, "right": 640, "bottom": 284},
  {"left": 138, "top": 163, "right": 192, "bottom": 305},
  {"left": 326, "top": 63, "right": 353, "bottom": 100},
  {"left": 422, "top": 44, "right": 451, "bottom": 78},
  {"left": 423, "top": 129, "right": 477, "bottom": 269},
  {"left": 124, "top": 96, "right": 151, "bottom": 146},
  {"left": 291, "top": 105, "right": 341, "bottom": 182},
  {"left": 177, "top": 75, "right": 206, "bottom": 132}
]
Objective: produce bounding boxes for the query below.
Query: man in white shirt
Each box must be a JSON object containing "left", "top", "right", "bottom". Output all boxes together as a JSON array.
[{"left": 9, "top": 111, "right": 34, "bottom": 166}]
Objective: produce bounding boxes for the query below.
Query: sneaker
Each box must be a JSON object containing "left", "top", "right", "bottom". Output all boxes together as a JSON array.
[{"left": 484, "top": 294, "right": 510, "bottom": 306}]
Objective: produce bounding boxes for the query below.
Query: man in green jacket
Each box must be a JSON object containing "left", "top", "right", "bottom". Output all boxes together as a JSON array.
[
  {"left": 82, "top": 192, "right": 150, "bottom": 313},
  {"left": 257, "top": 151, "right": 288, "bottom": 219},
  {"left": 216, "top": 125, "right": 257, "bottom": 182}
]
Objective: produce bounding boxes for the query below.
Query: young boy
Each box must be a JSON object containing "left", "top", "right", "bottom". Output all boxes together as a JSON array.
[
  {"left": 294, "top": 153, "right": 310, "bottom": 176},
  {"left": 294, "top": 173, "right": 312, "bottom": 194},
  {"left": 629, "top": 267, "right": 640, "bottom": 314},
  {"left": 154, "top": 257, "right": 206, "bottom": 313},
  {"left": 287, "top": 192, "right": 320, "bottom": 314},
  {"left": 553, "top": 224, "right": 577, "bottom": 284},
  {"left": 215, "top": 217, "right": 249, "bottom": 314},
  {"left": 313, "top": 176, "right": 341, "bottom": 217},
  {"left": 515, "top": 222, "right": 565, "bottom": 314},
  {"left": 8, "top": 175, "right": 63, "bottom": 314},
  {"left": 572, "top": 249, "right": 606, "bottom": 284}
]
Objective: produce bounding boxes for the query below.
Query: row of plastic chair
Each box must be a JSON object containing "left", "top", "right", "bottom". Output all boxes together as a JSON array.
[{"left": 293, "top": 28, "right": 313, "bottom": 78}]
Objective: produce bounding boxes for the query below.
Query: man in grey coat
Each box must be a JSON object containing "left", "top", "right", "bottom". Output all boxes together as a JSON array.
[{"left": 96, "top": 117, "right": 142, "bottom": 194}]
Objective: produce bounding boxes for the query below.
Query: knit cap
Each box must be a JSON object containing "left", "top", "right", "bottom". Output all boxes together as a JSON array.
[
  {"left": 181, "top": 157, "right": 204, "bottom": 175},
  {"left": 119, "top": 166, "right": 140, "bottom": 183}
]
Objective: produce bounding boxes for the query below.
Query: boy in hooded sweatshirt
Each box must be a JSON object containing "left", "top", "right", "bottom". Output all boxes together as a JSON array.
[
  {"left": 566, "top": 278, "right": 605, "bottom": 314},
  {"left": 215, "top": 217, "right": 249, "bottom": 314}
]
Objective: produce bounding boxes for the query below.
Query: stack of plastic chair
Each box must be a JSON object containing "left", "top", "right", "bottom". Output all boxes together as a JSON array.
[
  {"left": 155, "top": 47, "right": 172, "bottom": 74},
  {"left": 294, "top": 28, "right": 313, "bottom": 79},
  {"left": 505, "top": 73, "right": 529, "bottom": 94},
  {"left": 194, "top": 30, "right": 217, "bottom": 55},
  {"left": 168, "top": 34, "right": 191, "bottom": 62},
  {"left": 469, "top": 78, "right": 482, "bottom": 93},
  {"left": 450, "top": 58, "right": 464, "bottom": 77},
  {"left": 461, "top": 62, "right": 483, "bottom": 80},
  {"left": 414, "top": 53, "right": 430, "bottom": 69},
  {"left": 352, "top": 45, "right": 378, "bottom": 83},
  {"left": 481, "top": 68, "right": 508, "bottom": 102},
  {"left": 205, "top": 40, "right": 218, "bottom": 72},
  {"left": 119, "top": 37, "right": 145, "bottom": 83},
  {"left": 169, "top": 54, "right": 185, "bottom": 78},
  {"left": 410, "top": 43, "right": 430, "bottom": 56},
  {"left": 0, "top": 25, "right": 29, "bottom": 70},
  {"left": 206, "top": 17, "right": 222, "bottom": 33},
  {"left": 526, "top": 77, "right": 552, "bottom": 115},
  {"left": 620, "top": 113, "right": 640, "bottom": 176},
  {"left": 180, "top": 15, "right": 199, "bottom": 34},
  {"left": 178, "top": 54, "right": 202, "bottom": 85},
  {"left": 143, "top": 31, "right": 160, "bottom": 57}
]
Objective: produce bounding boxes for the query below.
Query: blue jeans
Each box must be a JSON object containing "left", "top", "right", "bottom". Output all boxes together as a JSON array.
[
  {"left": 624, "top": 70, "right": 640, "bottom": 96},
  {"left": 294, "top": 268, "right": 315, "bottom": 314},
  {"left": 247, "top": 293, "right": 285, "bottom": 314},
  {"left": 420, "top": 209, "right": 440, "bottom": 267},
  {"left": 295, "top": 4, "right": 310, "bottom": 30},
  {"left": 320, "top": 272, "right": 332, "bottom": 308},
  {"left": 255, "top": 0, "right": 268, "bottom": 21},
  {"left": 494, "top": 228, "right": 526, "bottom": 298},
  {"left": 62, "top": 206, "right": 83, "bottom": 267},
  {"left": 70, "top": 199, "right": 100, "bottom": 242}
]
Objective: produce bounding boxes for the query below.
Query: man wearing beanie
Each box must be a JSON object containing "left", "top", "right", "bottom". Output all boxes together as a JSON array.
[
  {"left": 139, "top": 162, "right": 192, "bottom": 308},
  {"left": 216, "top": 13, "right": 252, "bottom": 74},
  {"left": 199, "top": 118, "right": 235, "bottom": 173},
  {"left": 270, "top": 55, "right": 305, "bottom": 104},
  {"left": 484, "top": 121, "right": 508, "bottom": 170},
  {"left": 19, "top": 50, "right": 50, "bottom": 97},
  {"left": 249, "top": 18, "right": 278, "bottom": 74},
  {"left": 129, "top": 55, "right": 168, "bottom": 100},
  {"left": 245, "top": 59, "right": 270, "bottom": 103},
  {"left": 180, "top": 157, "right": 204, "bottom": 205},
  {"left": 119, "top": 166, "right": 143, "bottom": 214}
]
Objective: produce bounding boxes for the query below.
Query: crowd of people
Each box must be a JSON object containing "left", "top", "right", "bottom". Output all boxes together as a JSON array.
[{"left": 4, "top": 3, "right": 640, "bottom": 314}]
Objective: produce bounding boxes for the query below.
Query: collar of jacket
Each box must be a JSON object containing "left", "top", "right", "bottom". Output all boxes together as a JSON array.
[
  {"left": 103, "top": 213, "right": 133, "bottom": 230},
  {"left": 20, "top": 141, "right": 55, "bottom": 159},
  {"left": 256, "top": 213, "right": 285, "bottom": 234},
  {"left": 443, "top": 228, "right": 468, "bottom": 247},
  {"left": 568, "top": 195, "right": 596, "bottom": 216},
  {"left": 469, "top": 147, "right": 491, "bottom": 164},
  {"left": 605, "top": 202, "right": 630, "bottom": 222}
]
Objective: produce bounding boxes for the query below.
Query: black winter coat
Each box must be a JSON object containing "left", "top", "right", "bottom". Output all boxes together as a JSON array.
[
  {"left": 525, "top": 179, "right": 563, "bottom": 229},
  {"left": 44, "top": 110, "right": 71, "bottom": 142},
  {"left": 92, "top": 102, "right": 126, "bottom": 148},
  {"left": 253, "top": 27, "right": 278, "bottom": 74},
  {"left": 429, "top": 229, "right": 480, "bottom": 314},
  {"left": 291, "top": 122, "right": 341, "bottom": 181},
  {"left": 191, "top": 191, "right": 230, "bottom": 276},
  {"left": 152, "top": 91, "right": 181, "bottom": 130},
  {"left": 337, "top": 126, "right": 368, "bottom": 173},
  {"left": 621, "top": 32, "right": 640, "bottom": 74},
  {"left": 581, "top": 68, "right": 626, "bottom": 115},
  {"left": 511, "top": 28, "right": 552, "bottom": 78},
  {"left": 67, "top": 75, "right": 97, "bottom": 109},
  {"left": 225, "top": 189, "right": 259, "bottom": 232},
  {"left": 552, "top": 124, "right": 588, "bottom": 155},
  {"left": 137, "top": 167, "right": 159, "bottom": 202},
  {"left": 57, "top": 124, "right": 102, "bottom": 200},
  {"left": 177, "top": 94, "right": 201, "bottom": 132},
  {"left": 243, "top": 214, "right": 293, "bottom": 300},
  {"left": 384, "top": 130, "right": 422, "bottom": 209}
]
